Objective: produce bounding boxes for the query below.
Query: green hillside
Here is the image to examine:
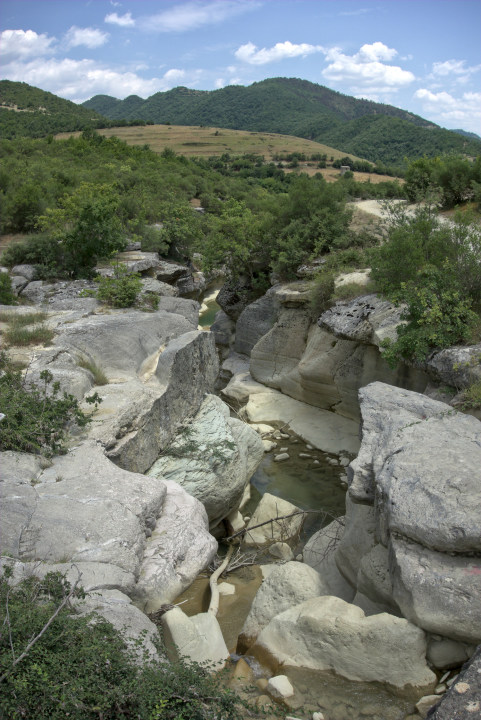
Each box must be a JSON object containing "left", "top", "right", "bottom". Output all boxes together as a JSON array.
[
  {"left": 83, "top": 77, "right": 481, "bottom": 166},
  {"left": 0, "top": 80, "right": 107, "bottom": 139}
]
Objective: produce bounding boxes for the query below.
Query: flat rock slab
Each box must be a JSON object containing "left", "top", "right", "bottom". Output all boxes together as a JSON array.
[{"left": 245, "top": 387, "right": 360, "bottom": 455}]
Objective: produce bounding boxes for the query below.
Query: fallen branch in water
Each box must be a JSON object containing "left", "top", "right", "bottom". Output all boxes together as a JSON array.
[{"left": 208, "top": 544, "right": 234, "bottom": 616}]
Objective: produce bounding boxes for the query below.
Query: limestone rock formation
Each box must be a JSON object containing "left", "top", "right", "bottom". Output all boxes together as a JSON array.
[
  {"left": 341, "top": 382, "right": 481, "bottom": 646},
  {"left": 147, "top": 394, "right": 263, "bottom": 529},
  {"left": 252, "top": 595, "right": 436, "bottom": 690},
  {"left": 238, "top": 561, "right": 328, "bottom": 650}
]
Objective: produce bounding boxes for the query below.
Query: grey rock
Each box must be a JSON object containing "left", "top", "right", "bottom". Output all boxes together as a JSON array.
[
  {"left": 176, "top": 272, "right": 206, "bottom": 298},
  {"left": 253, "top": 595, "right": 436, "bottom": 690},
  {"left": 239, "top": 561, "right": 328, "bottom": 649},
  {"left": 334, "top": 494, "right": 376, "bottom": 587},
  {"left": 147, "top": 394, "right": 263, "bottom": 528},
  {"left": 11, "top": 264, "right": 37, "bottom": 281},
  {"left": 155, "top": 260, "right": 190, "bottom": 283},
  {"left": 427, "top": 344, "right": 481, "bottom": 389},
  {"left": 234, "top": 289, "right": 279, "bottom": 356},
  {"left": 140, "top": 277, "right": 178, "bottom": 297},
  {"left": 426, "top": 645, "right": 481, "bottom": 719},
  {"left": 427, "top": 637, "right": 475, "bottom": 670},
  {"left": 391, "top": 538, "right": 481, "bottom": 644},
  {"left": 319, "top": 294, "right": 404, "bottom": 347},
  {"left": 210, "top": 310, "right": 235, "bottom": 350},
  {"left": 216, "top": 280, "right": 254, "bottom": 320},
  {"left": 303, "top": 518, "right": 355, "bottom": 602},
  {"left": 10, "top": 275, "right": 29, "bottom": 294}
]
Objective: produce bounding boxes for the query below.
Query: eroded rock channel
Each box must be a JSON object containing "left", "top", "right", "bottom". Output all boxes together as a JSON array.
[{"left": 1, "top": 259, "right": 480, "bottom": 720}]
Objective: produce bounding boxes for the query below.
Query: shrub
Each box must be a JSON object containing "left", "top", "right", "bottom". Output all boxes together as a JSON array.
[
  {"left": 0, "top": 569, "right": 252, "bottom": 720},
  {"left": 380, "top": 264, "right": 479, "bottom": 366},
  {"left": 308, "top": 271, "right": 335, "bottom": 319},
  {"left": 459, "top": 378, "right": 481, "bottom": 410},
  {"left": 95, "top": 264, "right": 142, "bottom": 308},
  {"left": 0, "top": 353, "right": 100, "bottom": 456},
  {"left": 0, "top": 272, "right": 16, "bottom": 304}
]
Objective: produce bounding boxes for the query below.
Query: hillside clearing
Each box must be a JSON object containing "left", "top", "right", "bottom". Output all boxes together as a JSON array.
[{"left": 56, "top": 124, "right": 399, "bottom": 184}]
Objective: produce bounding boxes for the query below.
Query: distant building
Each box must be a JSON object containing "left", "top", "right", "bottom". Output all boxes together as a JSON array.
[{"left": 340, "top": 165, "right": 351, "bottom": 176}]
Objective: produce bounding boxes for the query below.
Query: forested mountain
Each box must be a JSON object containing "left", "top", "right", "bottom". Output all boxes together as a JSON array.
[
  {"left": 0, "top": 80, "right": 107, "bottom": 139},
  {"left": 83, "top": 77, "right": 481, "bottom": 166}
]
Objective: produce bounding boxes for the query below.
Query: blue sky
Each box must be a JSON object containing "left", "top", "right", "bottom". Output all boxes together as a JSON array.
[{"left": 1, "top": 0, "right": 480, "bottom": 133}]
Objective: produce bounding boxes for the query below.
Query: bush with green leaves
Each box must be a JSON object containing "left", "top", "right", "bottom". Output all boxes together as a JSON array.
[
  {"left": 0, "top": 353, "right": 100, "bottom": 456},
  {"left": 0, "top": 568, "right": 253, "bottom": 720},
  {"left": 95, "top": 263, "right": 143, "bottom": 308},
  {"left": 380, "top": 264, "right": 479, "bottom": 365},
  {"left": 0, "top": 272, "right": 16, "bottom": 304}
]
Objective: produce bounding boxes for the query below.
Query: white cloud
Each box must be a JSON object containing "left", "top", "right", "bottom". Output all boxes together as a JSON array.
[
  {"left": 0, "top": 29, "right": 56, "bottom": 62},
  {"left": 105, "top": 12, "right": 135, "bottom": 27},
  {"left": 215, "top": 78, "right": 225, "bottom": 88},
  {"left": 431, "top": 59, "right": 481, "bottom": 77},
  {"left": 235, "top": 40, "right": 324, "bottom": 65},
  {"left": 163, "top": 68, "right": 186, "bottom": 82},
  {"left": 64, "top": 26, "right": 109, "bottom": 49},
  {"left": 357, "top": 42, "right": 397, "bottom": 63},
  {"left": 322, "top": 43, "right": 415, "bottom": 92},
  {"left": 138, "top": 1, "right": 259, "bottom": 32},
  {"left": 1, "top": 57, "right": 192, "bottom": 102},
  {"left": 414, "top": 88, "right": 481, "bottom": 133}
]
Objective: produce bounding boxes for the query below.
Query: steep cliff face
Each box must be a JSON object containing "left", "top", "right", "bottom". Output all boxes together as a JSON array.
[{"left": 237, "top": 287, "right": 430, "bottom": 420}]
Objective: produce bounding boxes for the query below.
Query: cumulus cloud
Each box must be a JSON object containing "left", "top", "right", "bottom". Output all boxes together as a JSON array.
[
  {"left": 322, "top": 43, "right": 415, "bottom": 92},
  {"left": 1, "top": 56, "right": 191, "bottom": 102},
  {"left": 138, "top": 1, "right": 259, "bottom": 33},
  {"left": 235, "top": 40, "right": 324, "bottom": 65},
  {"left": 64, "top": 26, "right": 109, "bottom": 49},
  {"left": 0, "top": 29, "right": 56, "bottom": 62},
  {"left": 414, "top": 88, "right": 481, "bottom": 133},
  {"left": 431, "top": 59, "right": 481, "bottom": 77},
  {"left": 105, "top": 12, "right": 135, "bottom": 27}
]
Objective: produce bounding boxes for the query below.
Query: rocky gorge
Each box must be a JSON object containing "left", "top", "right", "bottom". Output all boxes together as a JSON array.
[{"left": 1, "top": 251, "right": 480, "bottom": 720}]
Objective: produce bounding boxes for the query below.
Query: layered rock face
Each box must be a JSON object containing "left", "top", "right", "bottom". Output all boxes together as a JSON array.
[
  {"left": 342, "top": 382, "right": 481, "bottom": 645},
  {"left": 244, "top": 290, "right": 430, "bottom": 421}
]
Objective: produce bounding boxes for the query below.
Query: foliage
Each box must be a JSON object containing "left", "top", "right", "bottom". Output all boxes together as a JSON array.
[
  {"left": 94, "top": 263, "right": 143, "bottom": 308},
  {"left": 0, "top": 79, "right": 108, "bottom": 139},
  {"left": 77, "top": 356, "right": 108, "bottom": 386},
  {"left": 0, "top": 353, "right": 100, "bottom": 456},
  {"left": 0, "top": 569, "right": 252, "bottom": 720},
  {"left": 370, "top": 203, "right": 481, "bottom": 364},
  {"left": 0, "top": 272, "right": 16, "bottom": 304},
  {"left": 458, "top": 378, "right": 481, "bottom": 410},
  {"left": 308, "top": 271, "right": 336, "bottom": 319},
  {"left": 404, "top": 154, "right": 479, "bottom": 207},
  {"left": 37, "top": 183, "right": 126, "bottom": 277},
  {"left": 380, "top": 264, "right": 479, "bottom": 365}
]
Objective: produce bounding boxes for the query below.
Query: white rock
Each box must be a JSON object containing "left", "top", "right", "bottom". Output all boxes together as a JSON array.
[
  {"left": 262, "top": 439, "right": 277, "bottom": 452},
  {"left": 253, "top": 595, "right": 436, "bottom": 690},
  {"left": 239, "top": 561, "right": 328, "bottom": 648},
  {"left": 161, "top": 607, "right": 229, "bottom": 671},
  {"left": 243, "top": 493, "right": 303, "bottom": 547},
  {"left": 267, "top": 675, "right": 294, "bottom": 699},
  {"left": 268, "top": 542, "right": 294, "bottom": 561},
  {"left": 274, "top": 453, "right": 289, "bottom": 462},
  {"left": 218, "top": 582, "right": 236, "bottom": 596},
  {"left": 415, "top": 695, "right": 440, "bottom": 718}
]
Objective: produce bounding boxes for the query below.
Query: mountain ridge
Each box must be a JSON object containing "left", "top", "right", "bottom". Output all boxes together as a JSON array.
[{"left": 82, "top": 77, "right": 481, "bottom": 165}]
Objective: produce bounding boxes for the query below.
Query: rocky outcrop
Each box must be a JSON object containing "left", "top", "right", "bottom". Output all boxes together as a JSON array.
[
  {"left": 337, "top": 382, "right": 481, "bottom": 646},
  {"left": 427, "top": 645, "right": 481, "bottom": 719},
  {"left": 147, "top": 394, "right": 263, "bottom": 529},
  {"left": 246, "top": 289, "right": 430, "bottom": 421}
]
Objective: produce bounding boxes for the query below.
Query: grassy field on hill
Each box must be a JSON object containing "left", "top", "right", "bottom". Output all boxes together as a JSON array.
[{"left": 56, "top": 124, "right": 399, "bottom": 184}]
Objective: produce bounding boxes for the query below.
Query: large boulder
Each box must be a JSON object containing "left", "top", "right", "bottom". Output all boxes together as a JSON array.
[
  {"left": 238, "top": 561, "right": 328, "bottom": 650},
  {"left": 252, "top": 595, "right": 436, "bottom": 691},
  {"left": 346, "top": 382, "right": 481, "bottom": 645},
  {"left": 147, "top": 394, "right": 263, "bottom": 528},
  {"left": 161, "top": 608, "right": 229, "bottom": 670},
  {"left": 242, "top": 493, "right": 304, "bottom": 548},
  {"left": 0, "top": 442, "right": 217, "bottom": 609}
]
